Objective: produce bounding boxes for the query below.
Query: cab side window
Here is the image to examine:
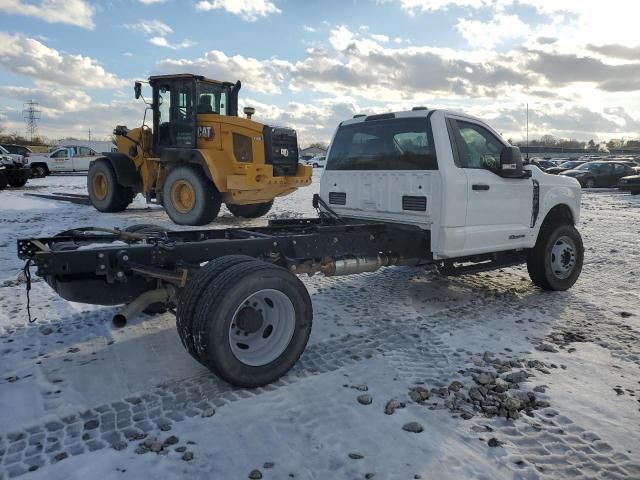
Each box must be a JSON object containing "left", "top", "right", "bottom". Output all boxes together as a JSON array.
[
  {"left": 454, "top": 120, "right": 504, "bottom": 170},
  {"left": 51, "top": 149, "right": 67, "bottom": 158}
]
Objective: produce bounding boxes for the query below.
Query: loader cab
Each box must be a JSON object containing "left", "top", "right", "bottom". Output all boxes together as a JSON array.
[{"left": 148, "top": 74, "right": 240, "bottom": 154}]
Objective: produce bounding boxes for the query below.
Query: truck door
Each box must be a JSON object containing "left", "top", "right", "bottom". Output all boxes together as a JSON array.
[
  {"left": 449, "top": 118, "right": 533, "bottom": 255},
  {"left": 49, "top": 148, "right": 71, "bottom": 172},
  {"left": 154, "top": 79, "right": 196, "bottom": 152}
]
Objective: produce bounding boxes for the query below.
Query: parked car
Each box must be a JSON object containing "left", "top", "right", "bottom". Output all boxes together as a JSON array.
[
  {"left": 530, "top": 158, "right": 556, "bottom": 171},
  {"left": 0, "top": 152, "right": 31, "bottom": 189},
  {"left": 28, "top": 145, "right": 99, "bottom": 176},
  {"left": 545, "top": 160, "right": 587, "bottom": 175},
  {"left": 0, "top": 143, "right": 32, "bottom": 161},
  {"left": 307, "top": 155, "right": 327, "bottom": 168},
  {"left": 618, "top": 175, "right": 640, "bottom": 195},
  {"left": 560, "top": 161, "right": 637, "bottom": 188}
]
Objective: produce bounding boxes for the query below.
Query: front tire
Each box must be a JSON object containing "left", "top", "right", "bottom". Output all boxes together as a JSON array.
[
  {"left": 8, "top": 176, "right": 27, "bottom": 188},
  {"left": 527, "top": 223, "right": 583, "bottom": 291},
  {"left": 584, "top": 178, "right": 595, "bottom": 188},
  {"left": 187, "top": 258, "right": 312, "bottom": 387},
  {"left": 163, "top": 165, "right": 220, "bottom": 226},
  {"left": 226, "top": 201, "right": 273, "bottom": 218},
  {"left": 88, "top": 159, "right": 135, "bottom": 212}
]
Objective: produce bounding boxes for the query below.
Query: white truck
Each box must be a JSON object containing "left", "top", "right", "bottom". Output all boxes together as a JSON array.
[
  {"left": 19, "top": 108, "right": 583, "bottom": 388},
  {"left": 28, "top": 145, "right": 100, "bottom": 177}
]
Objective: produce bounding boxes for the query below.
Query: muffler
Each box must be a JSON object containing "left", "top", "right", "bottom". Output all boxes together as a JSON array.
[{"left": 112, "top": 285, "right": 175, "bottom": 328}]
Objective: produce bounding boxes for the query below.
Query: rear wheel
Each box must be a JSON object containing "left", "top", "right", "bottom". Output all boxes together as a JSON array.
[
  {"left": 527, "top": 223, "right": 583, "bottom": 291},
  {"left": 88, "top": 159, "right": 135, "bottom": 212},
  {"left": 177, "top": 255, "right": 255, "bottom": 361},
  {"left": 163, "top": 165, "right": 220, "bottom": 225},
  {"left": 226, "top": 201, "right": 273, "bottom": 218},
  {"left": 185, "top": 258, "right": 312, "bottom": 387}
]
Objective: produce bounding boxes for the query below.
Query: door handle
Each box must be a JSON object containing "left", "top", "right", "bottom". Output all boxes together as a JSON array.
[{"left": 472, "top": 184, "right": 490, "bottom": 191}]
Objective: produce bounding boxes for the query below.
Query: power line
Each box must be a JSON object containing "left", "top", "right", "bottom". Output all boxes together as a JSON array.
[{"left": 23, "top": 100, "right": 41, "bottom": 142}]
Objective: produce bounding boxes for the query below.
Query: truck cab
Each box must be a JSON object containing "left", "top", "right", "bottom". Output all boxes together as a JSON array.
[{"left": 320, "top": 109, "right": 581, "bottom": 260}]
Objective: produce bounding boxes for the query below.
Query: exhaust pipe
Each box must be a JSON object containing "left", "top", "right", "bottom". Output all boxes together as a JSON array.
[
  {"left": 291, "top": 255, "right": 422, "bottom": 276},
  {"left": 112, "top": 286, "right": 175, "bottom": 328}
]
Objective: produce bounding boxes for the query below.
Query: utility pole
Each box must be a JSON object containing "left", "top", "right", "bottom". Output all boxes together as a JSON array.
[
  {"left": 526, "top": 103, "right": 529, "bottom": 161},
  {"left": 88, "top": 127, "right": 92, "bottom": 142},
  {"left": 23, "top": 100, "right": 41, "bottom": 142}
]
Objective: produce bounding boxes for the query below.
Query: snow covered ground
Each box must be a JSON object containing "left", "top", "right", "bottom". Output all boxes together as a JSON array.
[{"left": 0, "top": 173, "right": 639, "bottom": 480}]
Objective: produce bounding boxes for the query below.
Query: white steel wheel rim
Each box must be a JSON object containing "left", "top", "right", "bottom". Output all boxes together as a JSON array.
[
  {"left": 550, "top": 235, "right": 577, "bottom": 279},
  {"left": 229, "top": 289, "right": 296, "bottom": 366}
]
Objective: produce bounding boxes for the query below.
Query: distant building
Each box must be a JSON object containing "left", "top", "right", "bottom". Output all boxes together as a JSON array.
[{"left": 300, "top": 146, "right": 327, "bottom": 160}]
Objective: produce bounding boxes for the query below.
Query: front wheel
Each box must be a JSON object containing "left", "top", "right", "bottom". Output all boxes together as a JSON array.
[
  {"left": 527, "top": 223, "right": 584, "bottom": 291},
  {"left": 186, "top": 258, "right": 313, "bottom": 387},
  {"left": 163, "top": 165, "right": 221, "bottom": 225},
  {"left": 226, "top": 201, "right": 273, "bottom": 218},
  {"left": 584, "top": 178, "right": 595, "bottom": 188},
  {"left": 8, "top": 176, "right": 27, "bottom": 188},
  {"left": 32, "top": 164, "right": 48, "bottom": 177}
]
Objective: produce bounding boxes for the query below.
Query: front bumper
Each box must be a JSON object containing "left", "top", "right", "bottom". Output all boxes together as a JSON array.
[
  {"left": 224, "top": 163, "right": 312, "bottom": 204},
  {"left": 3, "top": 166, "right": 31, "bottom": 181}
]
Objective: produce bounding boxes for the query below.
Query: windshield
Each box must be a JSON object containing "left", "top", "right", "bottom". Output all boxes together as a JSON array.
[
  {"left": 575, "top": 162, "right": 609, "bottom": 172},
  {"left": 0, "top": 145, "right": 8, "bottom": 155},
  {"left": 560, "top": 161, "right": 581, "bottom": 168},
  {"left": 326, "top": 117, "right": 437, "bottom": 171}
]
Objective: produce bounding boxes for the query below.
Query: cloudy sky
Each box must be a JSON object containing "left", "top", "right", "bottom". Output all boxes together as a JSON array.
[{"left": 0, "top": 0, "right": 639, "bottom": 145}]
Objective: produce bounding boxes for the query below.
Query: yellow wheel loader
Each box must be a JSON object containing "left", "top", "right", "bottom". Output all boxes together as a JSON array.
[{"left": 87, "top": 74, "right": 312, "bottom": 225}]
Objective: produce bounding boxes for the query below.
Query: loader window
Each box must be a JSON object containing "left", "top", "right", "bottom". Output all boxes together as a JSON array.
[
  {"left": 197, "top": 82, "right": 228, "bottom": 115},
  {"left": 326, "top": 118, "right": 437, "bottom": 171}
]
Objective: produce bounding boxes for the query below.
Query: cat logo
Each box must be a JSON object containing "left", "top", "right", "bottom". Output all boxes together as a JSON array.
[{"left": 197, "top": 126, "right": 214, "bottom": 140}]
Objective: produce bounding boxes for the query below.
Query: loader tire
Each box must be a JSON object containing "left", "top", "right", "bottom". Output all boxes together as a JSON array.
[
  {"left": 527, "top": 223, "right": 583, "bottom": 291},
  {"left": 189, "top": 259, "right": 312, "bottom": 387},
  {"left": 0, "top": 172, "right": 7, "bottom": 190},
  {"left": 88, "top": 159, "right": 135, "bottom": 213},
  {"left": 226, "top": 200, "right": 273, "bottom": 218},
  {"left": 163, "top": 164, "right": 221, "bottom": 226},
  {"left": 177, "top": 255, "right": 256, "bottom": 362}
]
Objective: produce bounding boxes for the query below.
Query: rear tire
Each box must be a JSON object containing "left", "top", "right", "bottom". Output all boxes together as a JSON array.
[
  {"left": 177, "top": 255, "right": 256, "bottom": 361},
  {"left": 527, "top": 223, "right": 583, "bottom": 291},
  {"left": 187, "top": 258, "right": 312, "bottom": 387},
  {"left": 226, "top": 201, "right": 273, "bottom": 218},
  {"left": 32, "top": 164, "right": 48, "bottom": 177},
  {"left": 163, "top": 165, "right": 220, "bottom": 225},
  {"left": 88, "top": 159, "right": 135, "bottom": 212}
]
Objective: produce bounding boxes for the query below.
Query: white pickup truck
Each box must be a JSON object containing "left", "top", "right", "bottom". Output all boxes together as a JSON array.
[
  {"left": 19, "top": 108, "right": 583, "bottom": 387},
  {"left": 28, "top": 145, "right": 100, "bottom": 177}
]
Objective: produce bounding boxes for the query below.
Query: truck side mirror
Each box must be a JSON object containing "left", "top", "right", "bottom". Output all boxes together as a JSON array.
[
  {"left": 499, "top": 146, "right": 525, "bottom": 178},
  {"left": 134, "top": 82, "right": 142, "bottom": 100}
]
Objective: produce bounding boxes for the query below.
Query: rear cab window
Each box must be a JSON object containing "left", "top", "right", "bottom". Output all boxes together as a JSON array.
[{"left": 326, "top": 117, "right": 437, "bottom": 171}]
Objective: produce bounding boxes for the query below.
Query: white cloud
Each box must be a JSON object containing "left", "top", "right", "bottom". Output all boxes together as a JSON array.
[
  {"left": 138, "top": 0, "right": 167, "bottom": 4},
  {"left": 149, "top": 36, "right": 196, "bottom": 50},
  {"left": 0, "top": 0, "right": 95, "bottom": 29},
  {"left": 370, "top": 34, "right": 390, "bottom": 43},
  {"left": 195, "top": 0, "right": 280, "bottom": 21},
  {"left": 0, "top": 32, "right": 124, "bottom": 89},
  {"left": 303, "top": 25, "right": 316, "bottom": 33},
  {"left": 156, "top": 49, "right": 282, "bottom": 94},
  {"left": 457, "top": 13, "right": 529, "bottom": 48},
  {"left": 126, "top": 19, "right": 173, "bottom": 36}
]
